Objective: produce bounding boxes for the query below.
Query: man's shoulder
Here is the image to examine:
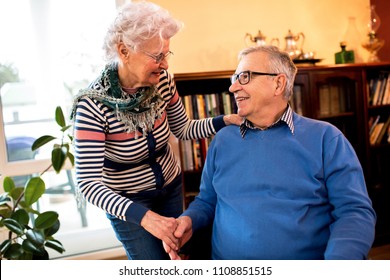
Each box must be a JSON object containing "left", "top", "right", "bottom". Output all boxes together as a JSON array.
[{"left": 293, "top": 113, "right": 342, "bottom": 136}]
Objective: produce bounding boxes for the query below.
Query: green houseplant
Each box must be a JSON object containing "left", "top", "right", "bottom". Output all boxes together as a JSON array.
[{"left": 0, "top": 106, "right": 74, "bottom": 259}]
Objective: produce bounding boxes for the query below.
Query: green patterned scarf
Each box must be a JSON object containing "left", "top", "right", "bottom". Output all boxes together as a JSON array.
[{"left": 70, "top": 63, "right": 163, "bottom": 138}]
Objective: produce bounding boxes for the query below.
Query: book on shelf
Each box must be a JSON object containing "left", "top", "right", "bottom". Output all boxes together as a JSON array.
[
  {"left": 319, "top": 84, "right": 331, "bottom": 115},
  {"left": 375, "top": 116, "right": 390, "bottom": 145},
  {"left": 329, "top": 84, "right": 341, "bottom": 114},
  {"left": 319, "top": 83, "right": 349, "bottom": 116},
  {"left": 370, "top": 122, "right": 384, "bottom": 145},
  {"left": 369, "top": 115, "right": 390, "bottom": 145},
  {"left": 292, "top": 85, "right": 303, "bottom": 115},
  {"left": 383, "top": 75, "right": 390, "bottom": 105},
  {"left": 369, "top": 72, "right": 389, "bottom": 106},
  {"left": 180, "top": 140, "right": 194, "bottom": 171},
  {"left": 369, "top": 115, "right": 381, "bottom": 135}
]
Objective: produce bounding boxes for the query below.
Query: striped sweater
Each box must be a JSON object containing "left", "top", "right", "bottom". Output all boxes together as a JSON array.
[{"left": 74, "top": 70, "right": 225, "bottom": 224}]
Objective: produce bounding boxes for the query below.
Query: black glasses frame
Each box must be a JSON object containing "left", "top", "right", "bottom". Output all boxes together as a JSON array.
[
  {"left": 141, "top": 50, "right": 174, "bottom": 64},
  {"left": 231, "top": 70, "right": 278, "bottom": 85}
]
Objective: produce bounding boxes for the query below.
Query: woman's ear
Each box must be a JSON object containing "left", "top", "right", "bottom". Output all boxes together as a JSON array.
[{"left": 117, "top": 43, "right": 129, "bottom": 59}]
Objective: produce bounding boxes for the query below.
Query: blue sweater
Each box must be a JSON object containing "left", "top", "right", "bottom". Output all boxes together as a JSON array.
[{"left": 183, "top": 113, "right": 376, "bottom": 260}]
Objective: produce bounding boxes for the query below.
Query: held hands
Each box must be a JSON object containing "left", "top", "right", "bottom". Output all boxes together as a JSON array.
[
  {"left": 140, "top": 210, "right": 180, "bottom": 252},
  {"left": 162, "top": 216, "right": 193, "bottom": 260},
  {"left": 223, "top": 114, "right": 243, "bottom": 126}
]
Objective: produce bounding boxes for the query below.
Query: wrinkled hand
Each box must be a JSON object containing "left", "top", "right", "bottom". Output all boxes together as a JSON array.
[
  {"left": 140, "top": 210, "right": 179, "bottom": 252},
  {"left": 163, "top": 216, "right": 193, "bottom": 260},
  {"left": 223, "top": 114, "right": 243, "bottom": 126}
]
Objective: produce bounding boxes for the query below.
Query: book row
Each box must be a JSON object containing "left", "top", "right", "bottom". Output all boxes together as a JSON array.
[
  {"left": 181, "top": 91, "right": 236, "bottom": 119},
  {"left": 368, "top": 72, "right": 390, "bottom": 106},
  {"left": 180, "top": 92, "right": 235, "bottom": 171},
  {"left": 318, "top": 83, "right": 352, "bottom": 116},
  {"left": 369, "top": 114, "right": 390, "bottom": 146}
]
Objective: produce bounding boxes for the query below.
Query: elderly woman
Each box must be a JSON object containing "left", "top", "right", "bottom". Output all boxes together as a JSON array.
[{"left": 71, "top": 1, "right": 241, "bottom": 260}]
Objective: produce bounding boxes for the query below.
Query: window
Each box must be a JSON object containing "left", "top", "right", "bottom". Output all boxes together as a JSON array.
[{"left": 0, "top": 0, "right": 124, "bottom": 258}]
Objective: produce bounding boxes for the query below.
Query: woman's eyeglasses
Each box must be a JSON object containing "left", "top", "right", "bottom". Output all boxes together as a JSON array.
[{"left": 141, "top": 50, "right": 174, "bottom": 64}]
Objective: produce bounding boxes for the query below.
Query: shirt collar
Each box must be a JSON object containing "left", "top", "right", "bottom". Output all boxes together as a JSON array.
[{"left": 239, "top": 105, "right": 295, "bottom": 138}]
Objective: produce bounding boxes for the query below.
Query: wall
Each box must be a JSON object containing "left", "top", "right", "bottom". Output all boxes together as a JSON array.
[
  {"left": 152, "top": 0, "right": 371, "bottom": 73},
  {"left": 371, "top": 0, "right": 390, "bottom": 61}
]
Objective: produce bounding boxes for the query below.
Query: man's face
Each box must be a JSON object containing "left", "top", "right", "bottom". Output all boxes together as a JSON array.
[{"left": 229, "top": 52, "right": 277, "bottom": 122}]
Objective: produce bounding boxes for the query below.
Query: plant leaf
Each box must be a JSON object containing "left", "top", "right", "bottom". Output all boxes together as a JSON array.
[
  {"left": 9, "top": 186, "right": 24, "bottom": 201},
  {"left": 3, "top": 176, "right": 15, "bottom": 192},
  {"left": 3, "top": 243, "right": 24, "bottom": 259},
  {"left": 11, "top": 209, "right": 30, "bottom": 226},
  {"left": 32, "top": 135, "right": 56, "bottom": 151},
  {"left": 55, "top": 106, "right": 66, "bottom": 127},
  {"left": 35, "top": 211, "right": 59, "bottom": 230},
  {"left": 22, "top": 238, "right": 46, "bottom": 256},
  {"left": 0, "top": 207, "right": 12, "bottom": 219},
  {"left": 52, "top": 147, "right": 67, "bottom": 173},
  {"left": 3, "top": 218, "right": 24, "bottom": 235},
  {"left": 44, "top": 219, "right": 60, "bottom": 237},
  {"left": 60, "top": 124, "right": 72, "bottom": 132},
  {"left": 24, "top": 177, "right": 45, "bottom": 206},
  {"left": 26, "top": 229, "right": 45, "bottom": 246},
  {"left": 67, "top": 151, "right": 75, "bottom": 166},
  {"left": 45, "top": 239, "right": 65, "bottom": 253},
  {"left": 0, "top": 192, "right": 11, "bottom": 206},
  {"left": 0, "top": 239, "right": 12, "bottom": 254}
]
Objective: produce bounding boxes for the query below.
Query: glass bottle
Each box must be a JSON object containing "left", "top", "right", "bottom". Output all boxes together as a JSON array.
[
  {"left": 335, "top": 42, "right": 355, "bottom": 64},
  {"left": 342, "top": 17, "right": 362, "bottom": 63}
]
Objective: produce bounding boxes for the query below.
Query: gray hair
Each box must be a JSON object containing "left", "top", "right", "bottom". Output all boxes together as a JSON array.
[
  {"left": 238, "top": 45, "right": 297, "bottom": 100},
  {"left": 103, "top": 1, "right": 183, "bottom": 63}
]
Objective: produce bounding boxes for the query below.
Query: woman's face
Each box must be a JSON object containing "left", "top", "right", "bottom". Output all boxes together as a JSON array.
[{"left": 119, "top": 37, "right": 171, "bottom": 88}]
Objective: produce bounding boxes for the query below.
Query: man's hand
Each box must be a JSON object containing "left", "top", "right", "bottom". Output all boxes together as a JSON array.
[{"left": 163, "top": 216, "right": 193, "bottom": 260}]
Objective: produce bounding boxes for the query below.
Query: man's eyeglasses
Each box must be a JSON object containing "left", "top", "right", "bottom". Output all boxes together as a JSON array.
[
  {"left": 141, "top": 50, "right": 174, "bottom": 64},
  {"left": 231, "top": 71, "right": 278, "bottom": 85}
]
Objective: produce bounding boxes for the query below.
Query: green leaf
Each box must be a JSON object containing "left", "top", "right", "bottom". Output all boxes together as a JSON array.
[
  {"left": 11, "top": 209, "right": 30, "bottom": 226},
  {"left": 67, "top": 151, "right": 75, "bottom": 166},
  {"left": 3, "top": 243, "right": 24, "bottom": 259},
  {"left": 67, "top": 134, "right": 74, "bottom": 142},
  {"left": 26, "top": 229, "right": 45, "bottom": 246},
  {"left": 3, "top": 176, "right": 15, "bottom": 192},
  {"left": 22, "top": 238, "right": 46, "bottom": 256},
  {"left": 0, "top": 192, "right": 11, "bottom": 206},
  {"left": 3, "top": 218, "right": 24, "bottom": 235},
  {"left": 17, "top": 251, "right": 33, "bottom": 260},
  {"left": 60, "top": 124, "right": 72, "bottom": 132},
  {"left": 0, "top": 239, "right": 12, "bottom": 254},
  {"left": 35, "top": 211, "right": 59, "bottom": 230},
  {"left": 24, "top": 177, "right": 45, "bottom": 206},
  {"left": 52, "top": 147, "right": 67, "bottom": 173},
  {"left": 45, "top": 239, "right": 65, "bottom": 253},
  {"left": 44, "top": 219, "right": 60, "bottom": 237},
  {"left": 32, "top": 135, "right": 56, "bottom": 151},
  {"left": 0, "top": 207, "right": 12, "bottom": 219},
  {"left": 55, "top": 106, "right": 66, "bottom": 127},
  {"left": 9, "top": 186, "right": 24, "bottom": 202}
]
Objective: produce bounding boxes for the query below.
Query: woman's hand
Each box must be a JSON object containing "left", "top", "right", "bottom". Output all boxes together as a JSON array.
[
  {"left": 223, "top": 114, "right": 243, "bottom": 126},
  {"left": 140, "top": 210, "right": 179, "bottom": 251}
]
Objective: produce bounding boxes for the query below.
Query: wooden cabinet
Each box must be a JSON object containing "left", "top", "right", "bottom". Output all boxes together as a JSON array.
[{"left": 174, "top": 62, "right": 390, "bottom": 245}]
